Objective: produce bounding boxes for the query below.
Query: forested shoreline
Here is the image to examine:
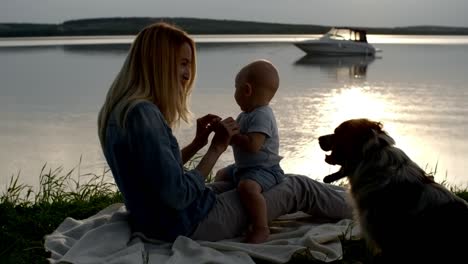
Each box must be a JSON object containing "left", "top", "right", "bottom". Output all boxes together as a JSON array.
[{"left": 2, "top": 17, "right": 468, "bottom": 37}]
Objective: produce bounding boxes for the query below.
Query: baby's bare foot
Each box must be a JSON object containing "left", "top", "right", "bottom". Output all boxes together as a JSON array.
[{"left": 245, "top": 226, "right": 270, "bottom": 244}]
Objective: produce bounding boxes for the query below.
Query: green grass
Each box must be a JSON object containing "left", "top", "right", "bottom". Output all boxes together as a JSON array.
[
  {"left": 0, "top": 160, "right": 123, "bottom": 264},
  {"left": 1, "top": 160, "right": 467, "bottom": 264}
]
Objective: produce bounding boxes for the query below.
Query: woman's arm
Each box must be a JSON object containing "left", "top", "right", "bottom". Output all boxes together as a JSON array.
[
  {"left": 181, "top": 114, "right": 221, "bottom": 164},
  {"left": 126, "top": 103, "right": 213, "bottom": 210},
  {"left": 127, "top": 104, "right": 237, "bottom": 209}
]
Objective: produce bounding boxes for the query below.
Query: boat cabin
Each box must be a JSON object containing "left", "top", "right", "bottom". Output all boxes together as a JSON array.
[{"left": 323, "top": 28, "right": 369, "bottom": 43}]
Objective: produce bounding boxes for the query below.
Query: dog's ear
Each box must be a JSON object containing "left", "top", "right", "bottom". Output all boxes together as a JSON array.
[
  {"left": 378, "top": 131, "right": 395, "bottom": 146},
  {"left": 362, "top": 129, "right": 395, "bottom": 154}
]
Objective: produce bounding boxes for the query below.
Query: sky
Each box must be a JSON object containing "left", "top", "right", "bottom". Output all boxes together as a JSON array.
[{"left": 2, "top": 0, "right": 468, "bottom": 28}]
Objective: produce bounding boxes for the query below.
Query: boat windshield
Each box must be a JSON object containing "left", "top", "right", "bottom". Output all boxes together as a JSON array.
[{"left": 323, "top": 28, "right": 368, "bottom": 42}]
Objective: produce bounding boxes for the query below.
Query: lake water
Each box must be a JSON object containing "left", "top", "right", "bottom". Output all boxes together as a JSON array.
[{"left": 1, "top": 35, "right": 468, "bottom": 191}]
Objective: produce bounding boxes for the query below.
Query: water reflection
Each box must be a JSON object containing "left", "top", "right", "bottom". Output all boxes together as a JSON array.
[
  {"left": 62, "top": 44, "right": 130, "bottom": 55},
  {"left": 0, "top": 44, "right": 131, "bottom": 55},
  {"left": 2, "top": 38, "right": 468, "bottom": 187},
  {"left": 0, "top": 45, "right": 61, "bottom": 54},
  {"left": 0, "top": 42, "right": 270, "bottom": 55},
  {"left": 280, "top": 85, "right": 395, "bottom": 179},
  {"left": 293, "top": 55, "right": 376, "bottom": 79}
]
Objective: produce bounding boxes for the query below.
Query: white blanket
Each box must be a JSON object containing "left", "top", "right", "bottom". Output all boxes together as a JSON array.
[{"left": 44, "top": 203, "right": 359, "bottom": 264}]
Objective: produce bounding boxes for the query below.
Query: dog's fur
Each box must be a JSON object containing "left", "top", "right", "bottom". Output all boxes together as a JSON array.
[{"left": 319, "top": 118, "right": 468, "bottom": 263}]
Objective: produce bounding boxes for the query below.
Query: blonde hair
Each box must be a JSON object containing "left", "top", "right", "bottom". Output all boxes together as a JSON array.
[{"left": 98, "top": 22, "right": 196, "bottom": 147}]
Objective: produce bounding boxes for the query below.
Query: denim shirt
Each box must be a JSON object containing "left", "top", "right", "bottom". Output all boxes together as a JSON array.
[{"left": 103, "top": 101, "right": 216, "bottom": 242}]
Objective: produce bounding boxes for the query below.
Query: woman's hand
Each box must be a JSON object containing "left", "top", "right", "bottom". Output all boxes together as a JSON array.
[
  {"left": 193, "top": 114, "right": 221, "bottom": 147},
  {"left": 194, "top": 117, "right": 238, "bottom": 178},
  {"left": 210, "top": 117, "right": 240, "bottom": 154}
]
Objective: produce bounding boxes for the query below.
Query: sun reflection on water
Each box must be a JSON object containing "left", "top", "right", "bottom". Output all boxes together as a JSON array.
[
  {"left": 323, "top": 86, "right": 391, "bottom": 126},
  {"left": 281, "top": 86, "right": 394, "bottom": 178},
  {"left": 279, "top": 83, "right": 467, "bottom": 185}
]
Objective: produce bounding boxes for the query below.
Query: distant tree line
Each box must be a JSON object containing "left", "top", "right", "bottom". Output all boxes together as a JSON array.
[{"left": 1, "top": 17, "right": 468, "bottom": 37}]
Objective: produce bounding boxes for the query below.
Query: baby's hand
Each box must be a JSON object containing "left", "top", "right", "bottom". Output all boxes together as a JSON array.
[{"left": 210, "top": 117, "right": 240, "bottom": 153}]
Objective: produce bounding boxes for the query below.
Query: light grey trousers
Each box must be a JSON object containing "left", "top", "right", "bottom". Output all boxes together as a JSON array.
[{"left": 190, "top": 174, "right": 353, "bottom": 241}]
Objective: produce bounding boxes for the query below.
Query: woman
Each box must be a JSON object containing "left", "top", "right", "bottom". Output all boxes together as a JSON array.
[{"left": 98, "top": 22, "right": 352, "bottom": 243}]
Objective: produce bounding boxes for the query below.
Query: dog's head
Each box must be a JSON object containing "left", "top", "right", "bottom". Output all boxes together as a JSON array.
[{"left": 319, "top": 118, "right": 395, "bottom": 183}]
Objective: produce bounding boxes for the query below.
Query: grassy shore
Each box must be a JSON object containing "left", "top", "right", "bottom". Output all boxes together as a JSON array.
[
  {"left": 0, "top": 162, "right": 123, "bottom": 264},
  {"left": 1, "top": 161, "right": 467, "bottom": 264}
]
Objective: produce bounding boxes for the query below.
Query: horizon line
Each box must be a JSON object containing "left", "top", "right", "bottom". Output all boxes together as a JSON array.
[{"left": 1, "top": 16, "right": 468, "bottom": 29}]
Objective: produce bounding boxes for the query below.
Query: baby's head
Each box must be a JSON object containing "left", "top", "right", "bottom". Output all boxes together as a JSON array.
[{"left": 234, "top": 59, "right": 280, "bottom": 112}]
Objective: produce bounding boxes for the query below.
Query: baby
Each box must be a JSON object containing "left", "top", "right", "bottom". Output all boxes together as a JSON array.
[{"left": 215, "top": 59, "right": 284, "bottom": 243}]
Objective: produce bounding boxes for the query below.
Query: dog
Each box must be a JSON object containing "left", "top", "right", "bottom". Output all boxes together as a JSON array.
[{"left": 318, "top": 118, "right": 468, "bottom": 263}]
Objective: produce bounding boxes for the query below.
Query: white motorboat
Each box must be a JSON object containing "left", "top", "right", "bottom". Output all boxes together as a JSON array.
[{"left": 294, "top": 27, "right": 377, "bottom": 56}]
